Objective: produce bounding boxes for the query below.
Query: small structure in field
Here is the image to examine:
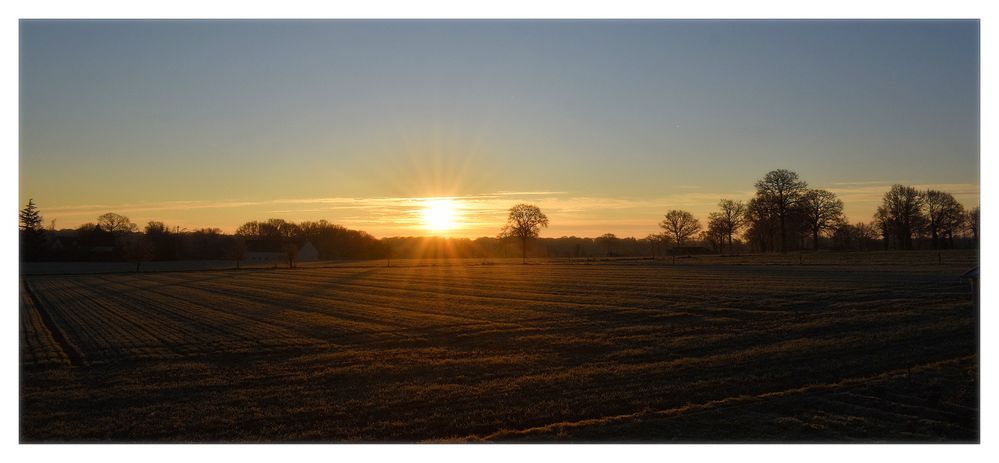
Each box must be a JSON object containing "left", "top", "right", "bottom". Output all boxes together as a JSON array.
[
  {"left": 297, "top": 241, "right": 319, "bottom": 262},
  {"left": 243, "top": 239, "right": 319, "bottom": 266},
  {"left": 961, "top": 266, "right": 979, "bottom": 311},
  {"left": 244, "top": 239, "right": 285, "bottom": 266}
]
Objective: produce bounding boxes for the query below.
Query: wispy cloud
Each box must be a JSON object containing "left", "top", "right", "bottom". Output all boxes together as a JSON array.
[
  {"left": 45, "top": 189, "right": 750, "bottom": 237},
  {"left": 824, "top": 182, "right": 980, "bottom": 202}
]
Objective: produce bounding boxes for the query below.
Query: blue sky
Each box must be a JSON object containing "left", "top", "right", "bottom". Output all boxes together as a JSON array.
[{"left": 19, "top": 20, "right": 979, "bottom": 237}]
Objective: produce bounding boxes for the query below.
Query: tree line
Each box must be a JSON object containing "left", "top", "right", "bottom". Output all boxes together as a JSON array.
[
  {"left": 19, "top": 172, "right": 979, "bottom": 265},
  {"left": 652, "top": 169, "right": 978, "bottom": 255},
  {"left": 498, "top": 169, "right": 978, "bottom": 259},
  {"left": 18, "top": 207, "right": 386, "bottom": 266}
]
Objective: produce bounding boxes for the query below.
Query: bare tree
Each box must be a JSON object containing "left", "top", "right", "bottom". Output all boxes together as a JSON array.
[
  {"left": 700, "top": 227, "right": 726, "bottom": 254},
  {"left": 226, "top": 237, "right": 247, "bottom": 269},
  {"left": 876, "top": 185, "right": 926, "bottom": 250},
  {"left": 98, "top": 212, "right": 138, "bottom": 234},
  {"left": 967, "top": 206, "right": 980, "bottom": 246},
  {"left": 855, "top": 222, "right": 876, "bottom": 251},
  {"left": 660, "top": 210, "right": 701, "bottom": 259},
  {"left": 596, "top": 233, "right": 618, "bottom": 257},
  {"left": 499, "top": 204, "right": 549, "bottom": 264},
  {"left": 707, "top": 199, "right": 747, "bottom": 254},
  {"left": 926, "top": 190, "right": 965, "bottom": 249},
  {"left": 282, "top": 242, "right": 299, "bottom": 269},
  {"left": 145, "top": 221, "right": 167, "bottom": 234},
  {"left": 799, "top": 189, "right": 844, "bottom": 250},
  {"left": 643, "top": 233, "right": 661, "bottom": 258},
  {"left": 745, "top": 197, "right": 777, "bottom": 253},
  {"left": 754, "top": 169, "right": 808, "bottom": 253}
]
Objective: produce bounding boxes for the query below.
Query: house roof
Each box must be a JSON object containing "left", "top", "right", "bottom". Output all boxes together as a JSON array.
[{"left": 961, "top": 266, "right": 979, "bottom": 279}]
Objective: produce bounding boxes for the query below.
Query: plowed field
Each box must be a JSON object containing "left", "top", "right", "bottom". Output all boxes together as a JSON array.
[{"left": 20, "top": 261, "right": 978, "bottom": 442}]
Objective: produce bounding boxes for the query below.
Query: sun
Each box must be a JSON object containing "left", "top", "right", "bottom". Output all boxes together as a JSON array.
[{"left": 420, "top": 198, "right": 459, "bottom": 232}]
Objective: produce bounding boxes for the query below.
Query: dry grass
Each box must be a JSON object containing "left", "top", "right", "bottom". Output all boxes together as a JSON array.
[{"left": 20, "top": 252, "right": 978, "bottom": 442}]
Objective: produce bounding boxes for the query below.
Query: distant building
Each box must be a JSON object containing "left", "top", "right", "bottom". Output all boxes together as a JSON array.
[
  {"left": 242, "top": 239, "right": 319, "bottom": 265},
  {"left": 244, "top": 251, "right": 285, "bottom": 265},
  {"left": 297, "top": 241, "right": 319, "bottom": 262},
  {"left": 242, "top": 239, "right": 285, "bottom": 266},
  {"left": 48, "top": 235, "right": 78, "bottom": 251}
]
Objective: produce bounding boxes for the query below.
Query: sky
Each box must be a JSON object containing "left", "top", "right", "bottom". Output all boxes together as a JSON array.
[{"left": 19, "top": 20, "right": 979, "bottom": 238}]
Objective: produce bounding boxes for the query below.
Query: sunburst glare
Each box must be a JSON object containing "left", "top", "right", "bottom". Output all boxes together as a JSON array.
[{"left": 420, "top": 198, "right": 460, "bottom": 232}]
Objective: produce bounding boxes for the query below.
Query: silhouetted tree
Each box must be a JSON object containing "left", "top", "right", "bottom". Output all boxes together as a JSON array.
[
  {"left": 967, "top": 206, "right": 980, "bottom": 247},
  {"left": 831, "top": 223, "right": 855, "bottom": 250},
  {"left": 855, "top": 222, "right": 876, "bottom": 251},
  {"left": 754, "top": 169, "right": 808, "bottom": 253},
  {"left": 19, "top": 199, "right": 46, "bottom": 261},
  {"left": 143, "top": 221, "right": 180, "bottom": 260},
  {"left": 745, "top": 197, "right": 778, "bottom": 253},
  {"left": 499, "top": 204, "right": 549, "bottom": 264},
  {"left": 282, "top": 242, "right": 299, "bottom": 268},
  {"left": 708, "top": 199, "right": 747, "bottom": 253},
  {"left": 660, "top": 210, "right": 701, "bottom": 257},
  {"left": 799, "top": 189, "right": 844, "bottom": 250},
  {"left": 644, "top": 233, "right": 667, "bottom": 258},
  {"left": 876, "top": 185, "right": 926, "bottom": 250},
  {"left": 226, "top": 236, "right": 247, "bottom": 269},
  {"left": 925, "top": 190, "right": 965, "bottom": 249},
  {"left": 270, "top": 219, "right": 302, "bottom": 242},
  {"left": 97, "top": 212, "right": 137, "bottom": 234},
  {"left": 699, "top": 228, "right": 726, "bottom": 253},
  {"left": 19, "top": 199, "right": 43, "bottom": 231},
  {"left": 179, "top": 228, "right": 226, "bottom": 260},
  {"left": 596, "top": 233, "right": 618, "bottom": 257}
]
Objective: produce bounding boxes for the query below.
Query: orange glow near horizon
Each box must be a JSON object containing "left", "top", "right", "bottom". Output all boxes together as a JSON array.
[{"left": 420, "top": 198, "right": 461, "bottom": 232}]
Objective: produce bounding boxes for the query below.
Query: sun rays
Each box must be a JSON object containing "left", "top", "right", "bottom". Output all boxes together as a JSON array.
[{"left": 420, "top": 198, "right": 460, "bottom": 232}]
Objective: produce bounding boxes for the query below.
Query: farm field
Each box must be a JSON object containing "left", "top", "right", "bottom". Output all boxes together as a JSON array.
[
  {"left": 18, "top": 249, "right": 981, "bottom": 275},
  {"left": 19, "top": 257, "right": 978, "bottom": 442}
]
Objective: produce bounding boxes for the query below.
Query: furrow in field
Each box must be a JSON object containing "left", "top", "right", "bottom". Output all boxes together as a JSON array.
[
  {"left": 291, "top": 325, "right": 973, "bottom": 439},
  {"left": 25, "top": 279, "right": 117, "bottom": 363},
  {"left": 167, "top": 267, "right": 972, "bottom": 365},
  {"left": 287, "top": 266, "right": 962, "bottom": 318},
  {"left": 90, "top": 274, "right": 303, "bottom": 343},
  {"left": 168, "top": 272, "right": 536, "bottom": 329},
  {"left": 459, "top": 355, "right": 976, "bottom": 442},
  {"left": 832, "top": 392, "right": 976, "bottom": 428},
  {"left": 31, "top": 275, "right": 326, "bottom": 362},
  {"left": 42, "top": 279, "right": 163, "bottom": 361},
  {"left": 214, "top": 269, "right": 746, "bottom": 331},
  {"left": 57, "top": 278, "right": 208, "bottom": 359},
  {"left": 320, "top": 264, "right": 949, "bottom": 296},
  {"left": 241, "top": 269, "right": 682, "bottom": 318},
  {"left": 89, "top": 275, "right": 337, "bottom": 350},
  {"left": 20, "top": 280, "right": 83, "bottom": 366},
  {"left": 20, "top": 287, "right": 70, "bottom": 366}
]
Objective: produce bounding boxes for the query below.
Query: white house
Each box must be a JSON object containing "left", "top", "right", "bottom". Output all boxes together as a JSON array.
[{"left": 297, "top": 241, "right": 319, "bottom": 262}]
